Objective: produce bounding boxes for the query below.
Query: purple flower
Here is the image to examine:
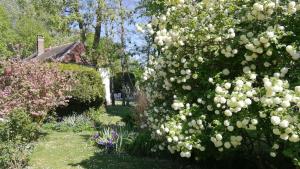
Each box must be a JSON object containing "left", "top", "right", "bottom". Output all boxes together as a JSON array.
[
  {"left": 93, "top": 133, "right": 100, "bottom": 139},
  {"left": 111, "top": 130, "right": 118, "bottom": 140},
  {"left": 98, "top": 141, "right": 105, "bottom": 145}
]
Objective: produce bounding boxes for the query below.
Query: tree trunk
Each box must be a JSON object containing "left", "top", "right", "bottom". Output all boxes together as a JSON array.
[
  {"left": 78, "top": 20, "right": 86, "bottom": 44},
  {"left": 118, "top": 0, "right": 127, "bottom": 106},
  {"left": 92, "top": 1, "right": 103, "bottom": 50},
  {"left": 74, "top": 2, "right": 86, "bottom": 44}
]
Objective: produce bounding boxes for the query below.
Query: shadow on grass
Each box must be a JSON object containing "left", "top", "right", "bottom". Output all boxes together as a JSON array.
[
  {"left": 92, "top": 105, "right": 135, "bottom": 129},
  {"left": 106, "top": 105, "right": 133, "bottom": 117},
  {"left": 68, "top": 151, "right": 197, "bottom": 169}
]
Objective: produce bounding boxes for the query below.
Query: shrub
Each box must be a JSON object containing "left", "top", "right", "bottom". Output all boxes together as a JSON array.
[
  {"left": 0, "top": 109, "right": 39, "bottom": 169},
  {"left": 134, "top": 91, "right": 149, "bottom": 128},
  {"left": 141, "top": 0, "right": 300, "bottom": 167},
  {"left": 0, "top": 142, "right": 33, "bottom": 169},
  {"left": 0, "top": 61, "right": 73, "bottom": 120},
  {"left": 125, "top": 131, "right": 158, "bottom": 157},
  {"left": 56, "top": 63, "right": 104, "bottom": 114},
  {"left": 43, "top": 114, "right": 94, "bottom": 132},
  {"left": 86, "top": 107, "right": 106, "bottom": 127},
  {"left": 0, "top": 109, "right": 39, "bottom": 143},
  {"left": 112, "top": 72, "right": 136, "bottom": 93}
]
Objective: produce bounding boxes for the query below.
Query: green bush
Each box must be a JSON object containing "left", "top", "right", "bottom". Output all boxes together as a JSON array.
[
  {"left": 56, "top": 63, "right": 104, "bottom": 114},
  {"left": 86, "top": 107, "right": 106, "bottom": 127},
  {"left": 0, "top": 109, "right": 39, "bottom": 143},
  {"left": 0, "top": 109, "right": 39, "bottom": 169},
  {"left": 125, "top": 131, "right": 158, "bottom": 157},
  {"left": 113, "top": 72, "right": 136, "bottom": 93},
  {"left": 0, "top": 142, "right": 33, "bottom": 169}
]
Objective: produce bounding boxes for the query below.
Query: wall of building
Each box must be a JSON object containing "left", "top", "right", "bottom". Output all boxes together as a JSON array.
[{"left": 98, "top": 68, "right": 112, "bottom": 105}]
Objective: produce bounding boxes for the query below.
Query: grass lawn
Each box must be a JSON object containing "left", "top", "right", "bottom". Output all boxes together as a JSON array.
[
  {"left": 29, "top": 131, "right": 95, "bottom": 169},
  {"left": 29, "top": 106, "right": 189, "bottom": 169},
  {"left": 28, "top": 131, "right": 185, "bottom": 169}
]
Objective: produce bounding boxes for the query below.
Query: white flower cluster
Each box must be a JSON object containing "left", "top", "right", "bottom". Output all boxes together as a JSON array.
[
  {"left": 286, "top": 45, "right": 300, "bottom": 60},
  {"left": 210, "top": 134, "right": 243, "bottom": 151},
  {"left": 286, "top": 1, "right": 300, "bottom": 14},
  {"left": 154, "top": 28, "right": 181, "bottom": 48},
  {"left": 214, "top": 74, "right": 258, "bottom": 117},
  {"left": 141, "top": 0, "right": 300, "bottom": 162},
  {"left": 249, "top": 2, "right": 276, "bottom": 20}
]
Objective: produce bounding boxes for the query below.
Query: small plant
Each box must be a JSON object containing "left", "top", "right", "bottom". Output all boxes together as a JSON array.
[
  {"left": 86, "top": 107, "right": 106, "bottom": 127},
  {"left": 93, "top": 127, "right": 135, "bottom": 154},
  {"left": 94, "top": 128, "right": 119, "bottom": 153},
  {"left": 43, "top": 114, "right": 94, "bottom": 132}
]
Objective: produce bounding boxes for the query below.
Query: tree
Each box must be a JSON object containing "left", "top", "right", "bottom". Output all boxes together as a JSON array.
[
  {"left": 0, "top": 0, "right": 78, "bottom": 59},
  {"left": 0, "top": 5, "right": 16, "bottom": 59}
]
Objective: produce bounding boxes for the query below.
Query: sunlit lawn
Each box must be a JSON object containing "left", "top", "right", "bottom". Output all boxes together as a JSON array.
[
  {"left": 29, "top": 131, "right": 185, "bottom": 169},
  {"left": 29, "top": 105, "right": 187, "bottom": 169}
]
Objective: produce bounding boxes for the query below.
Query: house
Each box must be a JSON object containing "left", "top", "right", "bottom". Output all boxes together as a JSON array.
[
  {"left": 27, "top": 35, "right": 112, "bottom": 105},
  {"left": 98, "top": 68, "right": 112, "bottom": 105},
  {"left": 27, "top": 35, "right": 87, "bottom": 64}
]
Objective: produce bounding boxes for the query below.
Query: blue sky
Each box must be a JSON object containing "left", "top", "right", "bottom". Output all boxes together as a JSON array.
[
  {"left": 105, "top": 0, "right": 148, "bottom": 62},
  {"left": 76, "top": 0, "right": 148, "bottom": 62}
]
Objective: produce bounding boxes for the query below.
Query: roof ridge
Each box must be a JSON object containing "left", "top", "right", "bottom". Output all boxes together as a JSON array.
[{"left": 46, "top": 42, "right": 77, "bottom": 50}]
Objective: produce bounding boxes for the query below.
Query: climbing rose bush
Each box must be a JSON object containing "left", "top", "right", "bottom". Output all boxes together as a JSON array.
[
  {"left": 0, "top": 61, "right": 74, "bottom": 119},
  {"left": 140, "top": 0, "right": 300, "bottom": 166}
]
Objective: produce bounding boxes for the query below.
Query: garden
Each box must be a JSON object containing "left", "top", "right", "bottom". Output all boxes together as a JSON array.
[{"left": 1, "top": 0, "right": 300, "bottom": 169}]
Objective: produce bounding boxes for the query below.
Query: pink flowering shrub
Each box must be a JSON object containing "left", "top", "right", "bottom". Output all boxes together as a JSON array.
[{"left": 0, "top": 61, "right": 74, "bottom": 119}]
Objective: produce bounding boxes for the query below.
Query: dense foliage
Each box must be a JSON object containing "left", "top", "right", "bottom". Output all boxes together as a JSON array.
[
  {"left": 43, "top": 114, "right": 95, "bottom": 132},
  {"left": 113, "top": 72, "right": 136, "bottom": 93},
  {"left": 0, "top": 0, "right": 75, "bottom": 59},
  {"left": 57, "top": 64, "right": 104, "bottom": 113},
  {"left": 0, "top": 109, "right": 39, "bottom": 169},
  {"left": 141, "top": 0, "right": 300, "bottom": 167},
  {"left": 0, "top": 61, "right": 73, "bottom": 120}
]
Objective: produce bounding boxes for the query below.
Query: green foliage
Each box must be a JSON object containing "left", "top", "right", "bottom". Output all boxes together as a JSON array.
[
  {"left": 0, "top": 142, "right": 34, "bottom": 169},
  {"left": 43, "top": 114, "right": 94, "bottom": 132},
  {"left": 14, "top": 16, "right": 52, "bottom": 57},
  {"left": 86, "top": 107, "right": 106, "bottom": 127},
  {"left": 56, "top": 63, "right": 104, "bottom": 114},
  {"left": 139, "top": 0, "right": 167, "bottom": 16},
  {"left": 59, "top": 63, "right": 104, "bottom": 103},
  {"left": 93, "top": 127, "right": 136, "bottom": 154},
  {"left": 125, "top": 131, "right": 158, "bottom": 157},
  {"left": 0, "top": 109, "right": 39, "bottom": 143},
  {"left": 0, "top": 5, "right": 16, "bottom": 59},
  {"left": 0, "top": 0, "right": 78, "bottom": 59},
  {"left": 85, "top": 36, "right": 123, "bottom": 67},
  {"left": 113, "top": 72, "right": 136, "bottom": 93},
  {"left": 0, "top": 109, "right": 39, "bottom": 169},
  {"left": 128, "top": 60, "right": 144, "bottom": 83}
]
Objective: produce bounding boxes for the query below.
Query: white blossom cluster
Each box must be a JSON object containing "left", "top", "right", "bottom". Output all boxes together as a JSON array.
[{"left": 139, "top": 0, "right": 300, "bottom": 162}]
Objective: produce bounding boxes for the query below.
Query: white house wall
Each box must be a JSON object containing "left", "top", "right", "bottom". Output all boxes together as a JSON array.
[{"left": 98, "top": 68, "right": 112, "bottom": 105}]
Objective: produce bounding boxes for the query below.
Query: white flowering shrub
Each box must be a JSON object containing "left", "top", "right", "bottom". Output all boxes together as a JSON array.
[{"left": 139, "top": 0, "right": 300, "bottom": 166}]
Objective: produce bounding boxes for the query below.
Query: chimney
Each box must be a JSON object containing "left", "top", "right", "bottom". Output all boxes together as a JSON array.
[{"left": 37, "top": 35, "right": 45, "bottom": 56}]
